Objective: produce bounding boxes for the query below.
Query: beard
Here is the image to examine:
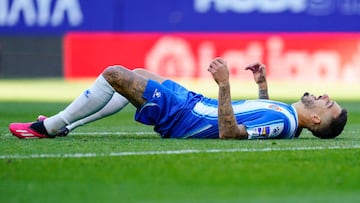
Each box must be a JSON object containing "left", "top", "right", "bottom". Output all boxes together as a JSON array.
[{"left": 301, "top": 92, "right": 315, "bottom": 108}]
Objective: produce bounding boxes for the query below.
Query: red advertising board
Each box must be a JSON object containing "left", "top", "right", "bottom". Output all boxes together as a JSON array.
[{"left": 64, "top": 32, "right": 360, "bottom": 82}]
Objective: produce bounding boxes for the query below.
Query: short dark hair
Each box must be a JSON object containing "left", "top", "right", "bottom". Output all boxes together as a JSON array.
[{"left": 311, "top": 109, "right": 348, "bottom": 139}]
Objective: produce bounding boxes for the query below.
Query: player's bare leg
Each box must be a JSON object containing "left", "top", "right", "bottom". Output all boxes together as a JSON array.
[{"left": 102, "top": 66, "right": 157, "bottom": 108}]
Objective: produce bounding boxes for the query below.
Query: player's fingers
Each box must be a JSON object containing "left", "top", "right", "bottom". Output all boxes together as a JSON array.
[
  {"left": 209, "top": 58, "right": 219, "bottom": 68},
  {"left": 208, "top": 63, "right": 217, "bottom": 73},
  {"left": 245, "top": 66, "right": 259, "bottom": 72},
  {"left": 213, "top": 58, "right": 224, "bottom": 67},
  {"left": 208, "top": 66, "right": 213, "bottom": 73},
  {"left": 218, "top": 57, "right": 226, "bottom": 65},
  {"left": 245, "top": 62, "right": 260, "bottom": 71},
  {"left": 245, "top": 66, "right": 255, "bottom": 72},
  {"left": 259, "top": 65, "right": 266, "bottom": 73}
]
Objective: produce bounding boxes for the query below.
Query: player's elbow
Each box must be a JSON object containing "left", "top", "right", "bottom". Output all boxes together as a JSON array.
[
  {"left": 219, "top": 132, "right": 228, "bottom": 139},
  {"left": 219, "top": 133, "right": 235, "bottom": 139}
]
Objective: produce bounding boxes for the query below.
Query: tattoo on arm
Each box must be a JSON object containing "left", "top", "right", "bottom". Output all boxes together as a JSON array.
[
  {"left": 218, "top": 84, "right": 247, "bottom": 139},
  {"left": 259, "top": 89, "right": 269, "bottom": 99},
  {"left": 257, "top": 80, "right": 269, "bottom": 99}
]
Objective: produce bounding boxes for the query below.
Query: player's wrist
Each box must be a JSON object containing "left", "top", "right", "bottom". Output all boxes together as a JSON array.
[
  {"left": 257, "top": 81, "right": 267, "bottom": 89},
  {"left": 218, "top": 81, "right": 230, "bottom": 87}
]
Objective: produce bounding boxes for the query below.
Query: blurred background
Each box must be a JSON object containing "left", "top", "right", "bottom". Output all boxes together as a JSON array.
[{"left": 1, "top": 0, "right": 360, "bottom": 100}]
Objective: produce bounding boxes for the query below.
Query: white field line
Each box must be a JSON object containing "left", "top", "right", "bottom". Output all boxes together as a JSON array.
[
  {"left": 70, "top": 132, "right": 158, "bottom": 135},
  {"left": 1, "top": 145, "right": 360, "bottom": 160}
]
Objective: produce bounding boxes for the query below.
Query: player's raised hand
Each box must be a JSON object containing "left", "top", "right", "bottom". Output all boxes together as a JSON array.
[
  {"left": 245, "top": 62, "right": 267, "bottom": 85},
  {"left": 208, "top": 57, "right": 229, "bottom": 86}
]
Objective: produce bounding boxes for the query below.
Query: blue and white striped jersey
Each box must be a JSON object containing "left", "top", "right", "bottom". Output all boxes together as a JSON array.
[
  {"left": 187, "top": 98, "right": 299, "bottom": 139},
  {"left": 135, "top": 80, "right": 299, "bottom": 139}
]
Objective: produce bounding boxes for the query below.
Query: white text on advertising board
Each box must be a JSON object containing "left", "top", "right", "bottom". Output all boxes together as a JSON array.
[
  {"left": 194, "top": 0, "right": 360, "bottom": 15},
  {"left": 0, "top": 0, "right": 83, "bottom": 26}
]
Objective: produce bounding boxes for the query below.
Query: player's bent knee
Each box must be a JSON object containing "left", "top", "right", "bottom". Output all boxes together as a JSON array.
[
  {"left": 102, "top": 65, "right": 126, "bottom": 75},
  {"left": 102, "top": 65, "right": 130, "bottom": 82}
]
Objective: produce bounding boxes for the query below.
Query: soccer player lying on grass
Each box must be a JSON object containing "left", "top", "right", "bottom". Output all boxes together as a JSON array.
[{"left": 9, "top": 57, "right": 347, "bottom": 139}]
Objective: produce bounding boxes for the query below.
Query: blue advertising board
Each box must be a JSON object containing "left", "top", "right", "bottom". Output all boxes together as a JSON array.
[
  {"left": 121, "top": 0, "right": 360, "bottom": 32},
  {"left": 0, "top": 0, "right": 360, "bottom": 35}
]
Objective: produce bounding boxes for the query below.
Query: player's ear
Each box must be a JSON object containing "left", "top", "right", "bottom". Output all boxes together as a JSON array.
[{"left": 310, "top": 113, "right": 321, "bottom": 124}]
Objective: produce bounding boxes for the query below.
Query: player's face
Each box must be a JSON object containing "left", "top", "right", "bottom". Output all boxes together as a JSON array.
[{"left": 300, "top": 92, "right": 342, "bottom": 124}]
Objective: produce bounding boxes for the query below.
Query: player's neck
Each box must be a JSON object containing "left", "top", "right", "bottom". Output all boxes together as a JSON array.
[{"left": 293, "top": 102, "right": 311, "bottom": 128}]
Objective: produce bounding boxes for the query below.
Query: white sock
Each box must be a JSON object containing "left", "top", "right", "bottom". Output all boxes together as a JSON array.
[
  {"left": 66, "top": 93, "right": 129, "bottom": 131},
  {"left": 44, "top": 75, "right": 115, "bottom": 135}
]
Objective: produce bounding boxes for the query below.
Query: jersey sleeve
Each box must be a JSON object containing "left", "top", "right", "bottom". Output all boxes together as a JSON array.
[{"left": 243, "top": 114, "right": 285, "bottom": 139}]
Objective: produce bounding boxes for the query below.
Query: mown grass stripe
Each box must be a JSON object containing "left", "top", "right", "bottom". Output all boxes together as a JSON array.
[{"left": 1, "top": 145, "right": 359, "bottom": 160}]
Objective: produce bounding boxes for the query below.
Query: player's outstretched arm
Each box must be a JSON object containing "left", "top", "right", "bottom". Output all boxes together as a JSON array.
[
  {"left": 245, "top": 62, "right": 269, "bottom": 99},
  {"left": 208, "top": 57, "right": 248, "bottom": 139}
]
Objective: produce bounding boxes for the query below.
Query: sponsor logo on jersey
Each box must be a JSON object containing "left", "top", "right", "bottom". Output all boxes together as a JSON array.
[
  {"left": 257, "top": 126, "right": 270, "bottom": 136},
  {"left": 248, "top": 124, "right": 283, "bottom": 139},
  {"left": 152, "top": 88, "right": 162, "bottom": 98},
  {"left": 269, "top": 104, "right": 282, "bottom": 111}
]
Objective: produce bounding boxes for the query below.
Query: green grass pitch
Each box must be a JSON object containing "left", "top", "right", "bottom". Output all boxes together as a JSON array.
[{"left": 0, "top": 80, "right": 360, "bottom": 203}]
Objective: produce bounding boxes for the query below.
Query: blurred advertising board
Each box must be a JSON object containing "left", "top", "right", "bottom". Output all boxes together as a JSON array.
[
  {"left": 64, "top": 32, "right": 360, "bottom": 83},
  {"left": 2, "top": 0, "right": 360, "bottom": 83},
  {"left": 1, "top": 0, "right": 360, "bottom": 34}
]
